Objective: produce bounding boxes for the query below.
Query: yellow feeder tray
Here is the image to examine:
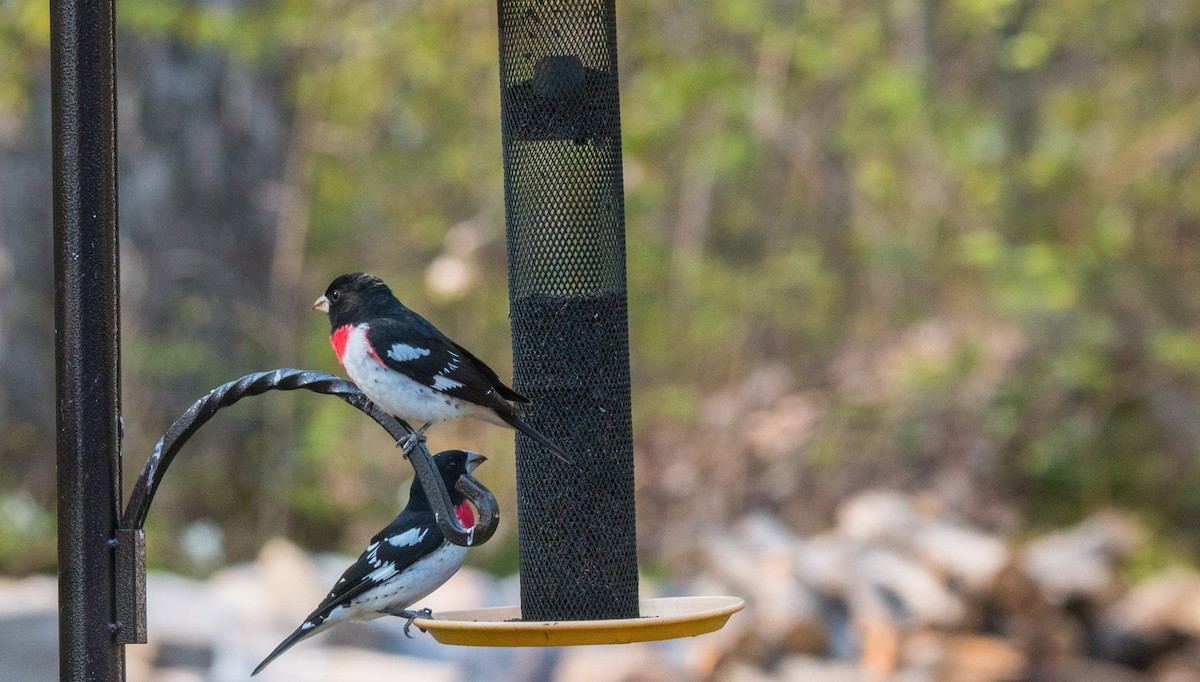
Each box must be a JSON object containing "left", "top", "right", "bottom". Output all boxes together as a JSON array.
[{"left": 412, "top": 596, "right": 744, "bottom": 647}]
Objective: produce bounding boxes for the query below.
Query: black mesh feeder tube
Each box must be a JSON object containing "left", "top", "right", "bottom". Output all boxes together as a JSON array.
[{"left": 497, "top": 0, "right": 638, "bottom": 622}]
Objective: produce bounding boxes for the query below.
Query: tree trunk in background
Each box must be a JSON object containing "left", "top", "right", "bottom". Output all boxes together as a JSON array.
[{"left": 0, "top": 34, "right": 289, "bottom": 564}]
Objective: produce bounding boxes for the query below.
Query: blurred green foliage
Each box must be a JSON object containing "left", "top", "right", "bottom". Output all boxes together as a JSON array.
[{"left": 2, "top": 0, "right": 1199, "bottom": 575}]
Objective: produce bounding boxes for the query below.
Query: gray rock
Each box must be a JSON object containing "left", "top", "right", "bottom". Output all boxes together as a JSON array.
[
  {"left": 1099, "top": 568, "right": 1200, "bottom": 666},
  {"left": 1022, "top": 513, "right": 1142, "bottom": 605},
  {"left": 909, "top": 520, "right": 1008, "bottom": 592}
]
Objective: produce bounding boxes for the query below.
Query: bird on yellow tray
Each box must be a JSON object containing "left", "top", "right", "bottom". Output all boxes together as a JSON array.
[{"left": 253, "top": 450, "right": 485, "bottom": 675}]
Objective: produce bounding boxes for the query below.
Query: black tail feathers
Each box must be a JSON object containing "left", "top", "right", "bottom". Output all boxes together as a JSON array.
[
  {"left": 499, "top": 412, "right": 573, "bottom": 464},
  {"left": 252, "top": 622, "right": 321, "bottom": 676}
]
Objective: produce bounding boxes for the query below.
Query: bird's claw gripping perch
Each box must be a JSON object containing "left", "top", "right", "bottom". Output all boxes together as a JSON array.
[
  {"left": 386, "top": 607, "right": 434, "bottom": 638},
  {"left": 398, "top": 424, "right": 430, "bottom": 459}
]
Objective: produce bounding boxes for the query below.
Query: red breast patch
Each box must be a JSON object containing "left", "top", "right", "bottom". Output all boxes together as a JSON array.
[
  {"left": 454, "top": 501, "right": 475, "bottom": 529},
  {"left": 330, "top": 325, "right": 352, "bottom": 370}
]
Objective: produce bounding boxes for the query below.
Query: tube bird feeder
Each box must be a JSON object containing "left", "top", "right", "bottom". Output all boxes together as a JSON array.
[
  {"left": 413, "top": 0, "right": 743, "bottom": 644},
  {"left": 499, "top": 0, "right": 640, "bottom": 623}
]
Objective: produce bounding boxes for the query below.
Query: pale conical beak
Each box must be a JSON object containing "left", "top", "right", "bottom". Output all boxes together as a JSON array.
[
  {"left": 313, "top": 295, "right": 329, "bottom": 313},
  {"left": 464, "top": 451, "right": 487, "bottom": 473}
]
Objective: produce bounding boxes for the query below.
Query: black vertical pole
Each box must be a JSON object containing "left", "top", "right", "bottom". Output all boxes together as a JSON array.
[
  {"left": 52, "top": 0, "right": 124, "bottom": 675},
  {"left": 497, "top": 0, "right": 639, "bottom": 621}
]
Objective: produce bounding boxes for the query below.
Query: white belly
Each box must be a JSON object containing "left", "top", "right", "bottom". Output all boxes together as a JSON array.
[
  {"left": 344, "top": 541, "right": 469, "bottom": 620},
  {"left": 343, "top": 326, "right": 467, "bottom": 425}
]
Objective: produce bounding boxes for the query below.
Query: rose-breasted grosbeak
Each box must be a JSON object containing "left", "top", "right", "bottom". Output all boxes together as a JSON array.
[
  {"left": 313, "top": 272, "right": 571, "bottom": 463},
  {"left": 252, "top": 450, "right": 485, "bottom": 675}
]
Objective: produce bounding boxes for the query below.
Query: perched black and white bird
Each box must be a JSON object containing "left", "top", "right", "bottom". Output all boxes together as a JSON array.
[
  {"left": 314, "top": 272, "right": 571, "bottom": 462},
  {"left": 252, "top": 450, "right": 485, "bottom": 676}
]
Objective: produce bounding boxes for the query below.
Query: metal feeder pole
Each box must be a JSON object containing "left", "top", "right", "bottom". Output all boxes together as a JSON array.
[
  {"left": 497, "top": 0, "right": 639, "bottom": 621},
  {"left": 52, "top": 0, "right": 124, "bottom": 676}
]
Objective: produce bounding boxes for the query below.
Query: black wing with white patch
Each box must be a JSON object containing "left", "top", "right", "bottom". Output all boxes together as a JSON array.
[
  {"left": 251, "top": 510, "right": 445, "bottom": 676},
  {"left": 303, "top": 508, "right": 445, "bottom": 625},
  {"left": 444, "top": 336, "right": 528, "bottom": 403},
  {"left": 365, "top": 315, "right": 526, "bottom": 410}
]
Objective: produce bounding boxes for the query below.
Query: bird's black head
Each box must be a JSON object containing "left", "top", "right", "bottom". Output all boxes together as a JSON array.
[
  {"left": 407, "top": 450, "right": 486, "bottom": 510},
  {"left": 313, "top": 272, "right": 398, "bottom": 329}
]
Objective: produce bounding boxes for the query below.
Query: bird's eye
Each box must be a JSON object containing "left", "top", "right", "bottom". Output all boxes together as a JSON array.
[{"left": 330, "top": 290, "right": 341, "bottom": 302}]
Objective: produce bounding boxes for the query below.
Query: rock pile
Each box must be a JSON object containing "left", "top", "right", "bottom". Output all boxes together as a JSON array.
[
  {"left": 686, "top": 492, "right": 1200, "bottom": 682},
  {"left": 3, "top": 494, "right": 1198, "bottom": 681}
]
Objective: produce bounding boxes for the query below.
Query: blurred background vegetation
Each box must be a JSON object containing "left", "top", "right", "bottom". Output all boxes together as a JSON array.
[{"left": 1, "top": 0, "right": 1198, "bottom": 580}]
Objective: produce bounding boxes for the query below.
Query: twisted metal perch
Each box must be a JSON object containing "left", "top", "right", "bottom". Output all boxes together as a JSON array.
[{"left": 114, "top": 368, "right": 500, "bottom": 644}]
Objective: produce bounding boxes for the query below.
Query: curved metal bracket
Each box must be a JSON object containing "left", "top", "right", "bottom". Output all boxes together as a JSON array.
[
  {"left": 120, "top": 368, "right": 497, "bottom": 545},
  {"left": 114, "top": 368, "right": 500, "bottom": 644}
]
